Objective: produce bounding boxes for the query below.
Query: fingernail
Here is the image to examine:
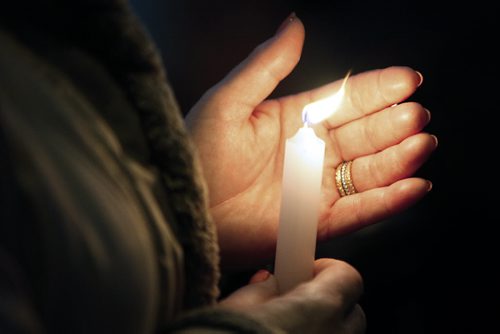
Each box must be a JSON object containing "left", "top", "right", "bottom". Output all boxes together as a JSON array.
[
  {"left": 250, "top": 269, "right": 271, "bottom": 284},
  {"left": 425, "top": 108, "right": 431, "bottom": 123},
  {"left": 416, "top": 71, "right": 424, "bottom": 87},
  {"left": 427, "top": 181, "right": 433, "bottom": 192},
  {"left": 276, "top": 12, "right": 297, "bottom": 35},
  {"left": 431, "top": 134, "right": 438, "bottom": 148}
]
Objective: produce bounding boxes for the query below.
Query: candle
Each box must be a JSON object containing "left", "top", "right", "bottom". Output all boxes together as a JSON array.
[
  {"left": 274, "top": 74, "right": 349, "bottom": 293},
  {"left": 274, "top": 124, "right": 325, "bottom": 293}
]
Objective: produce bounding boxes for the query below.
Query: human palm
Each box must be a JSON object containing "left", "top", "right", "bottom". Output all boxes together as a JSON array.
[{"left": 186, "top": 18, "right": 436, "bottom": 269}]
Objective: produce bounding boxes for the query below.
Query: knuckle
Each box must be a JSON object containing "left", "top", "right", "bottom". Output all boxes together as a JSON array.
[
  {"left": 338, "top": 261, "right": 364, "bottom": 289},
  {"left": 396, "top": 102, "right": 428, "bottom": 130},
  {"left": 363, "top": 116, "right": 381, "bottom": 152},
  {"left": 370, "top": 155, "right": 386, "bottom": 186},
  {"left": 328, "top": 260, "right": 364, "bottom": 298}
]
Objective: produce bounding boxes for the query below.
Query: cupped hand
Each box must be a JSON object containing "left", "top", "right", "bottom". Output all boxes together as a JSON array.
[
  {"left": 219, "top": 258, "right": 366, "bottom": 334},
  {"left": 185, "top": 15, "right": 437, "bottom": 269}
]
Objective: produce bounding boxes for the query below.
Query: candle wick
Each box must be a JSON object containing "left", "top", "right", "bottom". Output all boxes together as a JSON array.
[
  {"left": 302, "top": 109, "right": 312, "bottom": 128},
  {"left": 302, "top": 109, "right": 308, "bottom": 125}
]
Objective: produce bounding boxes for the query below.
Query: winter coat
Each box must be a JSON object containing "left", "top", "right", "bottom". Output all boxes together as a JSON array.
[{"left": 0, "top": 1, "right": 273, "bottom": 333}]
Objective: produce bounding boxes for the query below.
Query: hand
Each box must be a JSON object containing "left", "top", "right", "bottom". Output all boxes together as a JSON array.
[
  {"left": 185, "top": 15, "right": 436, "bottom": 268},
  {"left": 219, "top": 258, "right": 366, "bottom": 334}
]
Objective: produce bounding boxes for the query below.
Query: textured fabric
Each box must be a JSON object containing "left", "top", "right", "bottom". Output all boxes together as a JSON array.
[
  {"left": 1, "top": 1, "right": 281, "bottom": 332},
  {"left": 1, "top": 29, "right": 167, "bottom": 333},
  {"left": 1, "top": 0, "right": 221, "bottom": 311}
]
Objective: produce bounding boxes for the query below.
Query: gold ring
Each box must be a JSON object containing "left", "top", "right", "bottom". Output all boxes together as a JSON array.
[
  {"left": 335, "top": 164, "right": 347, "bottom": 197},
  {"left": 335, "top": 161, "right": 357, "bottom": 197}
]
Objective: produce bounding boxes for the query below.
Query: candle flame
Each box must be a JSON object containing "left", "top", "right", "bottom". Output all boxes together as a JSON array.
[{"left": 302, "top": 71, "right": 351, "bottom": 125}]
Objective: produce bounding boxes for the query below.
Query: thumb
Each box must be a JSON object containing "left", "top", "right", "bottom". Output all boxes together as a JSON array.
[
  {"left": 210, "top": 13, "right": 305, "bottom": 120},
  {"left": 220, "top": 272, "right": 278, "bottom": 308}
]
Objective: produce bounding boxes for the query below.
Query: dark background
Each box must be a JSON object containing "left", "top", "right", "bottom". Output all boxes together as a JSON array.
[{"left": 130, "top": 1, "right": 496, "bottom": 333}]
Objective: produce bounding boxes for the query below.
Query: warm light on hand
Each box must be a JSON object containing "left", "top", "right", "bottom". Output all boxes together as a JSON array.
[{"left": 302, "top": 72, "right": 350, "bottom": 125}]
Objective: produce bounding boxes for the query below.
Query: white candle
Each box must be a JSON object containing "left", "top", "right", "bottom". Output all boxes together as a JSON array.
[
  {"left": 274, "top": 73, "right": 349, "bottom": 293},
  {"left": 274, "top": 124, "right": 325, "bottom": 293}
]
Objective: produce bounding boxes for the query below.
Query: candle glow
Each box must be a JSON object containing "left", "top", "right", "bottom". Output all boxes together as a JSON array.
[
  {"left": 275, "top": 73, "right": 349, "bottom": 293},
  {"left": 302, "top": 72, "right": 350, "bottom": 125}
]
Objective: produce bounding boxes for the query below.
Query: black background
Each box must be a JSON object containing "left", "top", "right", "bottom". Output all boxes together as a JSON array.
[{"left": 130, "top": 1, "right": 496, "bottom": 332}]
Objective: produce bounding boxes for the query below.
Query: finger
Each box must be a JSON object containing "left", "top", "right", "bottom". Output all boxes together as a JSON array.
[
  {"left": 314, "top": 259, "right": 363, "bottom": 296},
  {"left": 207, "top": 13, "right": 305, "bottom": 121},
  {"left": 249, "top": 269, "right": 272, "bottom": 284},
  {"left": 331, "top": 102, "right": 431, "bottom": 161},
  {"left": 304, "top": 66, "right": 422, "bottom": 129},
  {"left": 309, "top": 259, "right": 364, "bottom": 312},
  {"left": 221, "top": 274, "right": 278, "bottom": 308},
  {"left": 320, "top": 178, "right": 432, "bottom": 239},
  {"left": 313, "top": 258, "right": 340, "bottom": 274},
  {"left": 350, "top": 133, "right": 437, "bottom": 192}
]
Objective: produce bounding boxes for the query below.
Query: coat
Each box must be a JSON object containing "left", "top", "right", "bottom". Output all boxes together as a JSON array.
[{"left": 0, "top": 0, "right": 274, "bottom": 332}]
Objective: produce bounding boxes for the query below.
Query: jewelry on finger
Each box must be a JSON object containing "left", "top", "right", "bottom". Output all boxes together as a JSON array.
[
  {"left": 343, "top": 160, "right": 357, "bottom": 195},
  {"left": 335, "top": 164, "right": 347, "bottom": 197},
  {"left": 336, "top": 161, "right": 357, "bottom": 197}
]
